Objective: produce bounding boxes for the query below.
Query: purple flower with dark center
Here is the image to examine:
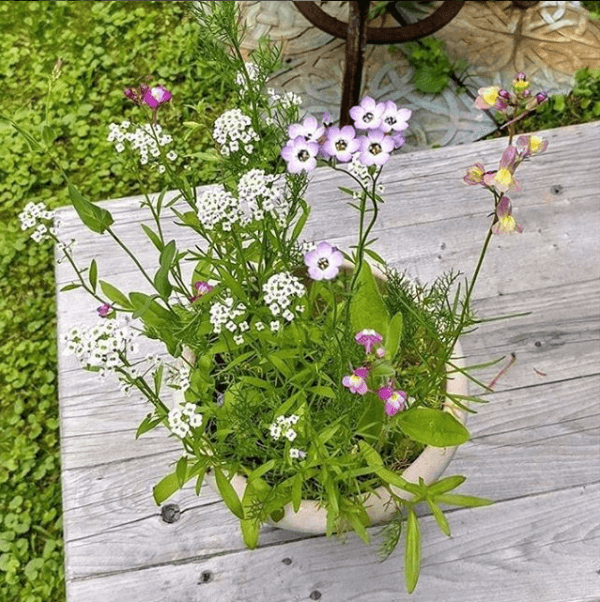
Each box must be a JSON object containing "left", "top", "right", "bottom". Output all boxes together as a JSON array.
[
  {"left": 378, "top": 386, "right": 407, "bottom": 416},
  {"left": 142, "top": 85, "right": 172, "bottom": 109},
  {"left": 359, "top": 129, "right": 394, "bottom": 166},
  {"left": 322, "top": 125, "right": 360, "bottom": 162},
  {"left": 492, "top": 196, "right": 523, "bottom": 235},
  {"left": 355, "top": 329, "right": 383, "bottom": 354},
  {"left": 288, "top": 115, "right": 325, "bottom": 142},
  {"left": 342, "top": 367, "right": 369, "bottom": 395},
  {"left": 97, "top": 303, "right": 112, "bottom": 318},
  {"left": 380, "top": 101, "right": 411, "bottom": 134},
  {"left": 281, "top": 136, "right": 319, "bottom": 174},
  {"left": 304, "top": 241, "right": 343, "bottom": 280},
  {"left": 349, "top": 96, "right": 385, "bottom": 130}
]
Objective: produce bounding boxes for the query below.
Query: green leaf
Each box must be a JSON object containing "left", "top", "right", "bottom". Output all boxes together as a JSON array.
[
  {"left": 247, "top": 459, "right": 276, "bottom": 483},
  {"left": 89, "top": 259, "right": 98, "bottom": 292},
  {"left": 100, "top": 280, "right": 132, "bottom": 309},
  {"left": 68, "top": 184, "right": 114, "bottom": 234},
  {"left": 60, "top": 283, "right": 81, "bottom": 292},
  {"left": 135, "top": 413, "right": 162, "bottom": 438},
  {"left": 153, "top": 240, "right": 176, "bottom": 300},
  {"left": 176, "top": 456, "right": 188, "bottom": 488},
  {"left": 141, "top": 223, "right": 163, "bottom": 251},
  {"left": 152, "top": 472, "right": 179, "bottom": 505},
  {"left": 385, "top": 311, "right": 403, "bottom": 357},
  {"left": 435, "top": 493, "right": 493, "bottom": 508},
  {"left": 356, "top": 393, "right": 385, "bottom": 443},
  {"left": 358, "top": 440, "right": 383, "bottom": 467},
  {"left": 426, "top": 475, "right": 466, "bottom": 496},
  {"left": 41, "top": 125, "right": 55, "bottom": 147},
  {"left": 308, "top": 385, "right": 336, "bottom": 399},
  {"left": 240, "top": 484, "right": 260, "bottom": 549},
  {"left": 413, "top": 66, "right": 449, "bottom": 94},
  {"left": 426, "top": 498, "right": 450, "bottom": 537},
  {"left": 214, "top": 468, "right": 245, "bottom": 519},
  {"left": 397, "top": 408, "right": 470, "bottom": 447},
  {"left": 267, "top": 353, "right": 292, "bottom": 378},
  {"left": 405, "top": 509, "right": 421, "bottom": 593},
  {"left": 290, "top": 204, "right": 310, "bottom": 243},
  {"left": 0, "top": 112, "right": 41, "bottom": 150},
  {"left": 350, "top": 261, "right": 390, "bottom": 335},
  {"left": 292, "top": 472, "right": 303, "bottom": 512}
]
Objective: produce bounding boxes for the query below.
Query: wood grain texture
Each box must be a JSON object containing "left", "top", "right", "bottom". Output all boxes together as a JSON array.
[{"left": 55, "top": 122, "right": 600, "bottom": 600}]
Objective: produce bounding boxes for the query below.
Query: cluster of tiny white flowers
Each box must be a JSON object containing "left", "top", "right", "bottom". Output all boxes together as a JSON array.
[
  {"left": 262, "top": 272, "right": 305, "bottom": 321},
  {"left": 269, "top": 414, "right": 300, "bottom": 441},
  {"left": 209, "top": 295, "right": 247, "bottom": 335},
  {"left": 61, "top": 320, "right": 139, "bottom": 376},
  {"left": 166, "top": 362, "right": 191, "bottom": 391},
  {"left": 348, "top": 154, "right": 371, "bottom": 187},
  {"left": 168, "top": 402, "right": 203, "bottom": 439},
  {"left": 237, "top": 169, "right": 288, "bottom": 225},
  {"left": 196, "top": 185, "right": 240, "bottom": 231},
  {"left": 267, "top": 88, "right": 303, "bottom": 109},
  {"left": 235, "top": 62, "right": 260, "bottom": 90},
  {"left": 289, "top": 447, "right": 307, "bottom": 460},
  {"left": 107, "top": 122, "right": 176, "bottom": 170},
  {"left": 18, "top": 201, "right": 61, "bottom": 243},
  {"left": 212, "top": 109, "right": 259, "bottom": 157}
]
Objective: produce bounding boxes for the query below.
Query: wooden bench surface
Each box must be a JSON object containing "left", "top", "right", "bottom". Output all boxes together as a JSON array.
[{"left": 55, "top": 121, "right": 600, "bottom": 602}]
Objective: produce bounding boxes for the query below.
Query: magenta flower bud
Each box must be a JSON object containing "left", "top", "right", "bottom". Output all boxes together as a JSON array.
[
  {"left": 123, "top": 88, "right": 139, "bottom": 104},
  {"left": 375, "top": 346, "right": 386, "bottom": 359},
  {"left": 97, "top": 303, "right": 112, "bottom": 317},
  {"left": 535, "top": 91, "right": 548, "bottom": 105},
  {"left": 522, "top": 89, "right": 531, "bottom": 97},
  {"left": 514, "top": 72, "right": 527, "bottom": 81},
  {"left": 498, "top": 89, "right": 510, "bottom": 100}
]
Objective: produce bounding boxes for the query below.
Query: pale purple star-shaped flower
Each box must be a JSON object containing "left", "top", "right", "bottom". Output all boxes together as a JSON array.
[
  {"left": 304, "top": 241, "right": 343, "bottom": 280},
  {"left": 281, "top": 136, "right": 319, "bottom": 174},
  {"left": 142, "top": 85, "right": 172, "bottom": 109},
  {"left": 349, "top": 96, "right": 385, "bottom": 130},
  {"left": 380, "top": 101, "right": 411, "bottom": 134},
  {"left": 355, "top": 329, "right": 383, "bottom": 354},
  {"left": 377, "top": 386, "right": 407, "bottom": 416},
  {"left": 342, "top": 367, "right": 369, "bottom": 395},
  {"left": 288, "top": 115, "right": 325, "bottom": 142},
  {"left": 359, "top": 129, "right": 394, "bottom": 166},
  {"left": 322, "top": 125, "right": 360, "bottom": 163}
]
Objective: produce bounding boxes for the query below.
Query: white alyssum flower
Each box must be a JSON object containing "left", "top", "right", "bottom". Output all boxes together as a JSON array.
[
  {"left": 255, "top": 321, "right": 265, "bottom": 331},
  {"left": 262, "top": 272, "right": 305, "bottom": 321},
  {"left": 168, "top": 402, "right": 203, "bottom": 439},
  {"left": 269, "top": 414, "right": 300, "bottom": 441},
  {"left": 212, "top": 109, "right": 259, "bottom": 157},
  {"left": 289, "top": 448, "right": 307, "bottom": 460},
  {"left": 348, "top": 153, "right": 371, "bottom": 187},
  {"left": 61, "top": 319, "right": 139, "bottom": 378},
  {"left": 18, "top": 201, "right": 61, "bottom": 244},
  {"left": 196, "top": 185, "right": 239, "bottom": 231},
  {"left": 235, "top": 62, "right": 260, "bottom": 90},
  {"left": 166, "top": 362, "right": 191, "bottom": 391},
  {"left": 107, "top": 122, "right": 175, "bottom": 171},
  {"left": 237, "top": 169, "right": 288, "bottom": 225},
  {"left": 209, "top": 295, "right": 246, "bottom": 334},
  {"left": 267, "top": 88, "right": 303, "bottom": 109}
]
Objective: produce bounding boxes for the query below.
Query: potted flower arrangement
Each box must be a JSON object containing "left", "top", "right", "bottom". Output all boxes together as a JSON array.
[{"left": 11, "top": 2, "right": 550, "bottom": 593}]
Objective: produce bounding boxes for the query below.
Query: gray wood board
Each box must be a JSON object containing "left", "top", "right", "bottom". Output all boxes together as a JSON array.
[{"left": 55, "top": 121, "right": 600, "bottom": 600}]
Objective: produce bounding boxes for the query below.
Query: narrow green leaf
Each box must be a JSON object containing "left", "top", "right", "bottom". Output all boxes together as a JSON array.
[
  {"left": 68, "top": 184, "right": 114, "bottom": 234},
  {"left": 136, "top": 413, "right": 162, "bottom": 439},
  {"left": 214, "top": 468, "right": 245, "bottom": 519},
  {"left": 153, "top": 472, "right": 179, "bottom": 505},
  {"left": 247, "top": 459, "right": 276, "bottom": 483},
  {"left": 426, "top": 498, "right": 451, "bottom": 536},
  {"left": 396, "top": 408, "right": 470, "bottom": 447},
  {"left": 290, "top": 205, "right": 310, "bottom": 243},
  {"left": 89, "top": 259, "right": 98, "bottom": 292},
  {"left": 426, "top": 475, "right": 466, "bottom": 496},
  {"left": 405, "top": 509, "right": 421, "bottom": 593},
  {"left": 176, "top": 456, "right": 188, "bottom": 488},
  {"left": 60, "top": 283, "right": 81, "bottom": 292},
  {"left": 292, "top": 472, "right": 303, "bottom": 512},
  {"left": 41, "top": 125, "right": 55, "bottom": 147},
  {"left": 435, "top": 493, "right": 494, "bottom": 508},
  {"left": 141, "top": 223, "right": 163, "bottom": 251},
  {"left": 267, "top": 353, "right": 292, "bottom": 378},
  {"left": 308, "top": 385, "right": 336, "bottom": 399},
  {"left": 99, "top": 280, "right": 132, "bottom": 309},
  {"left": 0, "top": 112, "right": 41, "bottom": 150},
  {"left": 358, "top": 440, "right": 383, "bottom": 467}
]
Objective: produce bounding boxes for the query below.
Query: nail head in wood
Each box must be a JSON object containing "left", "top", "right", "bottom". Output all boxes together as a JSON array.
[
  {"left": 309, "top": 591, "right": 322, "bottom": 600},
  {"left": 199, "top": 570, "right": 213, "bottom": 584},
  {"left": 161, "top": 503, "right": 180, "bottom": 523}
]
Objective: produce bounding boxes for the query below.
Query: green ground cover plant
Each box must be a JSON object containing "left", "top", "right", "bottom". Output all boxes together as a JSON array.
[{"left": 0, "top": 2, "right": 233, "bottom": 600}]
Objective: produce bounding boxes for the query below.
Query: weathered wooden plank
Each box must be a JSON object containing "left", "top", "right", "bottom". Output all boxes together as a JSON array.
[
  {"left": 60, "top": 374, "right": 599, "bottom": 579},
  {"left": 66, "top": 484, "right": 600, "bottom": 602}
]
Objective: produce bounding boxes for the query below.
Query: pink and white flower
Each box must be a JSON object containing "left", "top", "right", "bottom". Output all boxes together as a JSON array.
[
  {"left": 377, "top": 386, "right": 407, "bottom": 416},
  {"left": 142, "top": 85, "right": 172, "bottom": 109},
  {"left": 342, "top": 367, "right": 369, "bottom": 395},
  {"left": 355, "top": 329, "right": 383, "bottom": 354}
]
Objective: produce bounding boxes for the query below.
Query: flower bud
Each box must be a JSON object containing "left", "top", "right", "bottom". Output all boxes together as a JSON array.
[
  {"left": 535, "top": 91, "right": 548, "bottom": 105},
  {"left": 514, "top": 71, "right": 527, "bottom": 81},
  {"left": 498, "top": 89, "right": 511, "bottom": 100}
]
